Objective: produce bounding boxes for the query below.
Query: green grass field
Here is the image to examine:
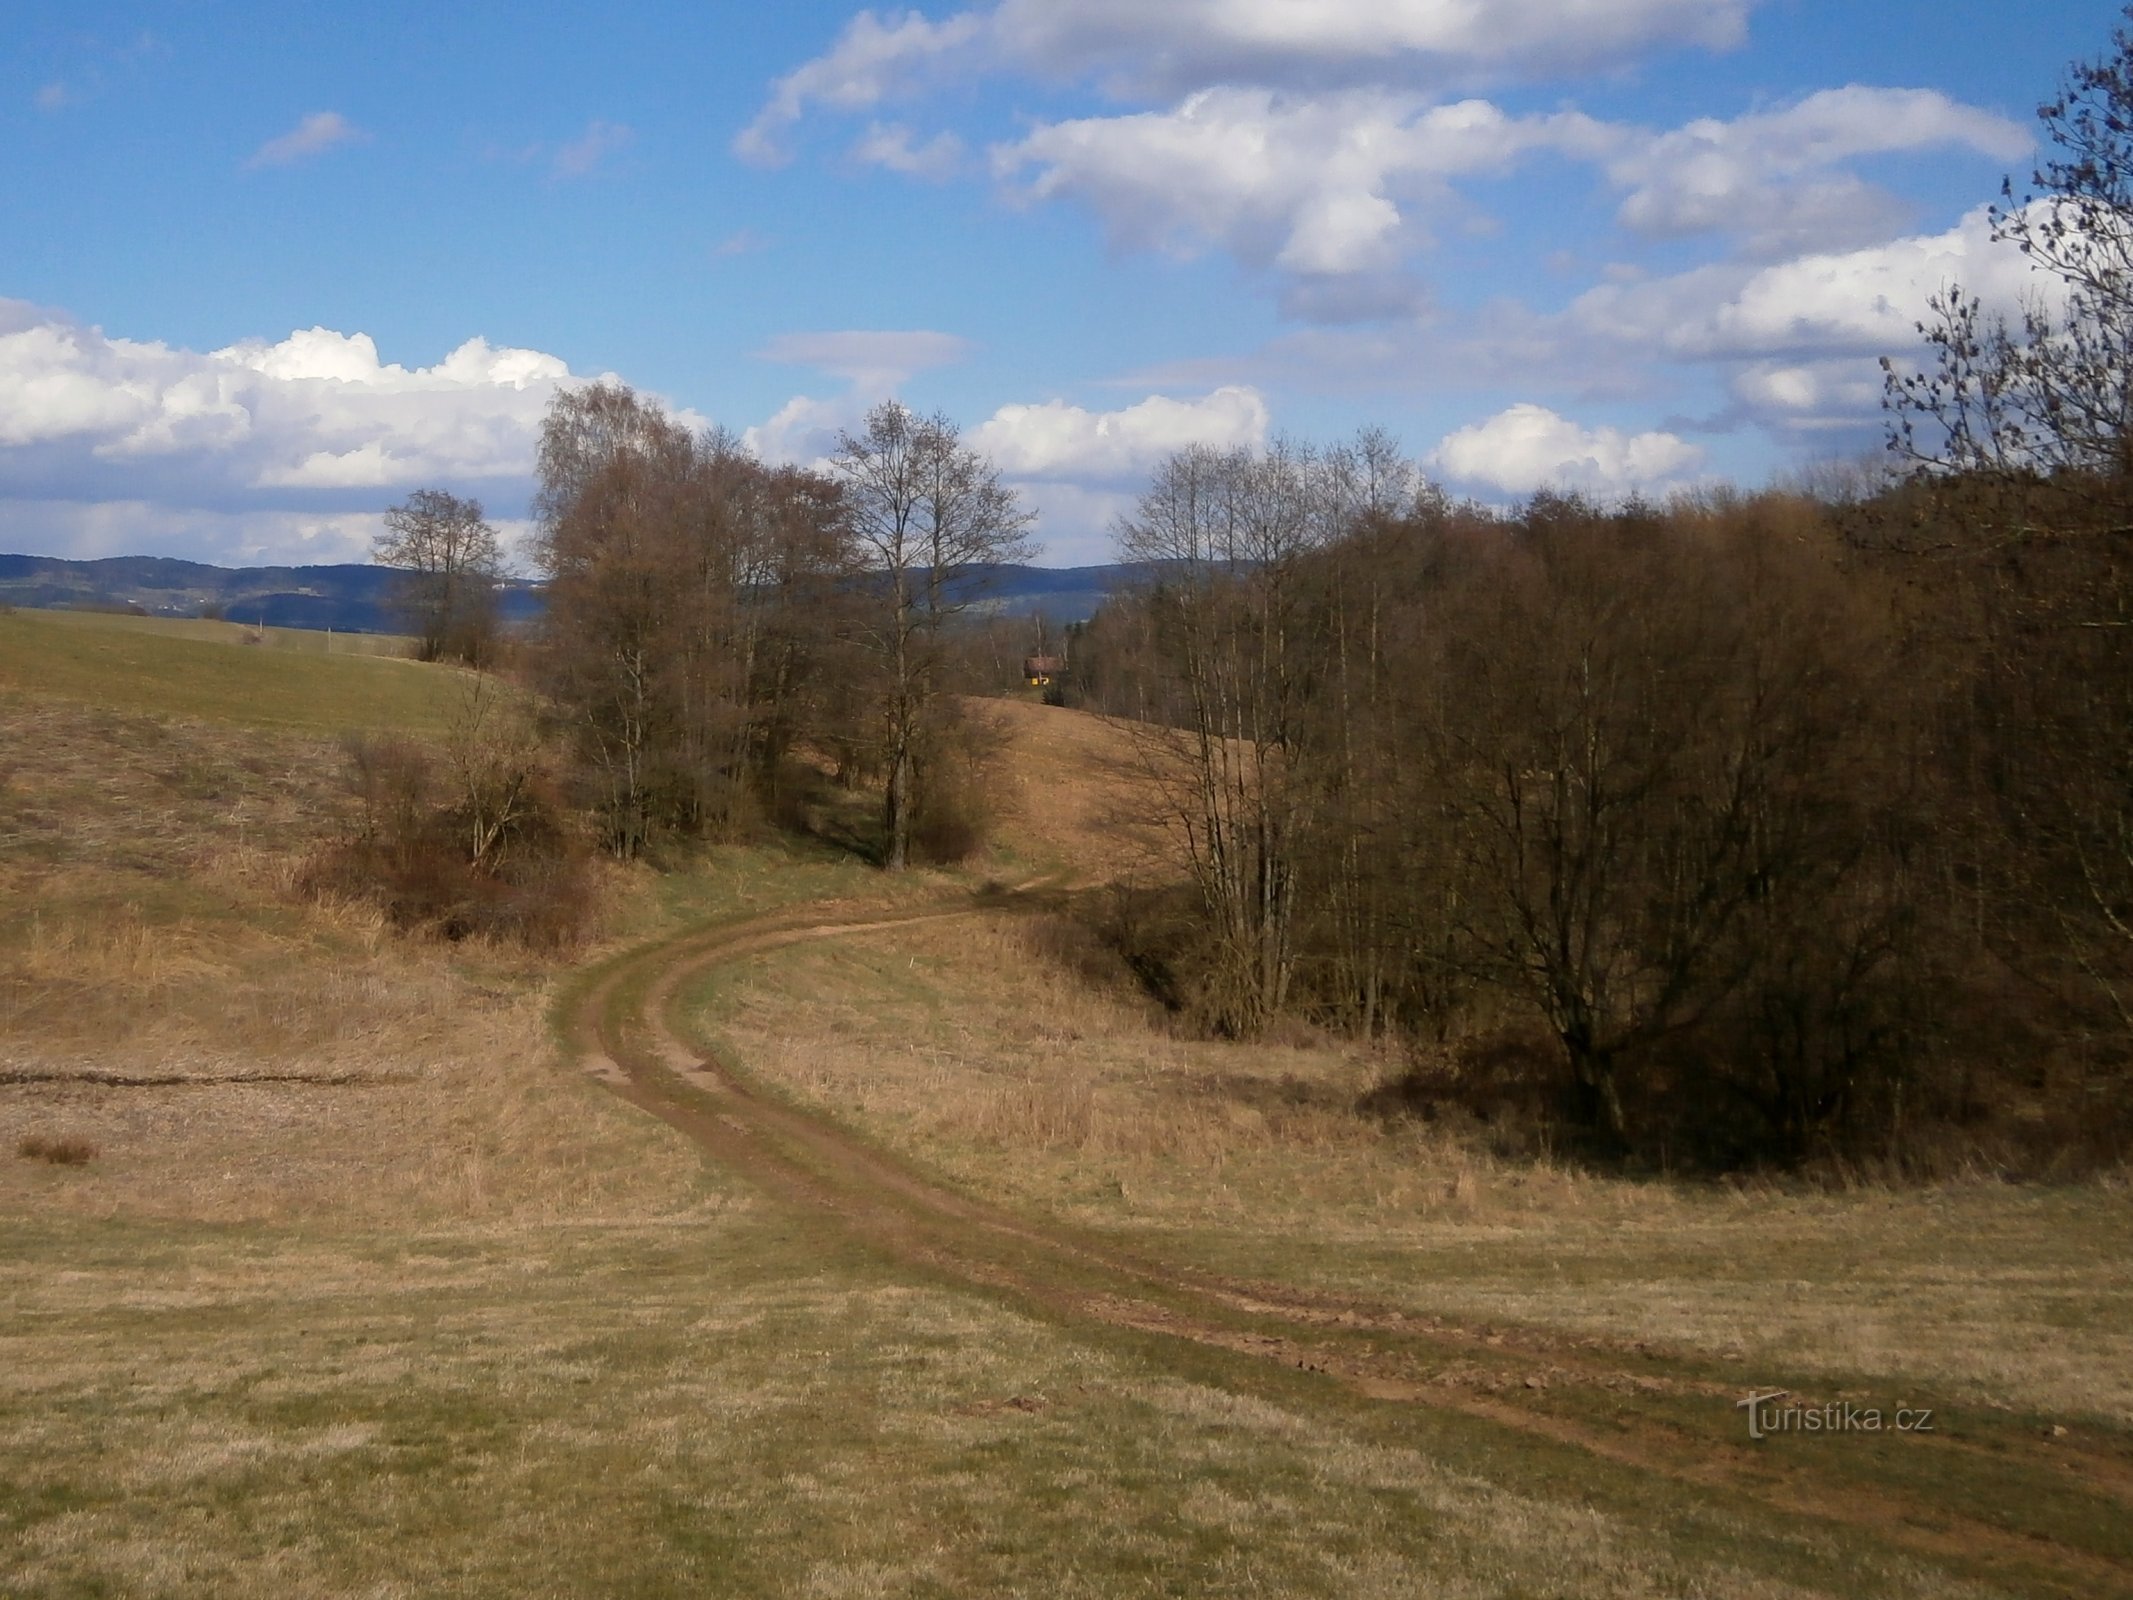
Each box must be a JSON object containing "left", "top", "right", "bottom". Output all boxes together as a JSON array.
[
  {"left": 10, "top": 608, "right": 416, "bottom": 656},
  {"left": 0, "top": 608, "right": 454, "bottom": 733}
]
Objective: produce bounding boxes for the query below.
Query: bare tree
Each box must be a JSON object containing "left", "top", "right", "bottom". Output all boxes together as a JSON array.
[
  {"left": 830, "top": 400, "right": 1033, "bottom": 870},
  {"left": 1883, "top": 10, "right": 2133, "bottom": 499},
  {"left": 1410, "top": 495, "right": 1898, "bottom": 1150},
  {"left": 533, "top": 381, "right": 853, "bottom": 856},
  {"left": 533, "top": 383, "right": 696, "bottom": 855},
  {"left": 375, "top": 489, "right": 503, "bottom": 664},
  {"left": 440, "top": 669, "right": 546, "bottom": 871},
  {"left": 1880, "top": 10, "right": 2133, "bottom": 1079},
  {"left": 1294, "top": 430, "right": 1431, "bottom": 1035},
  {"left": 1114, "top": 441, "right": 1331, "bottom": 1032},
  {"left": 1086, "top": 447, "right": 1967, "bottom": 1163}
]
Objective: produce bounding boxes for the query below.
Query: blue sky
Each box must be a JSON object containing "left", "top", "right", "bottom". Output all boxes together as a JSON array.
[{"left": 0, "top": 0, "right": 2120, "bottom": 566}]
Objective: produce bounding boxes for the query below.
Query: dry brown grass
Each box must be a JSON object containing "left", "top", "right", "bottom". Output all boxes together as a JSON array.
[
  {"left": 6, "top": 1215, "right": 1954, "bottom": 1600},
  {"left": 0, "top": 682, "right": 2109, "bottom": 1596},
  {"left": 701, "top": 909, "right": 2133, "bottom": 1428},
  {"left": 0, "top": 693, "right": 705, "bottom": 1227},
  {"left": 964, "top": 697, "right": 1174, "bottom": 884},
  {"left": 830, "top": 705, "right": 2133, "bottom": 1433},
  {"left": 714, "top": 912, "right": 1585, "bottom": 1230}
]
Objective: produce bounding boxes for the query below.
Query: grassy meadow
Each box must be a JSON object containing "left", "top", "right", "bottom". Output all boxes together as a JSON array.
[
  {"left": 0, "top": 607, "right": 442, "bottom": 733},
  {"left": 690, "top": 915, "right": 2133, "bottom": 1428},
  {"left": 2, "top": 611, "right": 2129, "bottom": 1597}
]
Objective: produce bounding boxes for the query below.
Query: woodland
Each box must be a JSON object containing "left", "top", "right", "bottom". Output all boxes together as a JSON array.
[{"left": 347, "top": 18, "right": 2133, "bottom": 1175}]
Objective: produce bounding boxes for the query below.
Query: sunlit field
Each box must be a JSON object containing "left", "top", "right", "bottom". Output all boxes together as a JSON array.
[{"left": 2, "top": 623, "right": 2128, "bottom": 1597}]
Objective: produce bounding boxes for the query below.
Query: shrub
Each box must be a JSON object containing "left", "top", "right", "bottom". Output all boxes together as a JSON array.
[
  {"left": 19, "top": 1135, "right": 97, "bottom": 1166},
  {"left": 1357, "top": 1029, "right": 1566, "bottom": 1153},
  {"left": 305, "top": 725, "right": 597, "bottom": 949},
  {"left": 909, "top": 706, "right": 998, "bottom": 866}
]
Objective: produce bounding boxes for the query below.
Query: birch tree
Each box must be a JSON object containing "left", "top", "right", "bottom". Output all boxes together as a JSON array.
[{"left": 831, "top": 400, "right": 1032, "bottom": 870}]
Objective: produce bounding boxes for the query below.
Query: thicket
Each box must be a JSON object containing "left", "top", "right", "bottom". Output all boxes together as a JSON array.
[
  {"left": 314, "top": 386, "right": 1034, "bottom": 941},
  {"left": 529, "top": 382, "right": 1022, "bottom": 867},
  {"left": 1070, "top": 470, "right": 2132, "bottom": 1172},
  {"left": 1065, "top": 18, "right": 2133, "bottom": 1174},
  {"left": 304, "top": 675, "right": 596, "bottom": 948}
]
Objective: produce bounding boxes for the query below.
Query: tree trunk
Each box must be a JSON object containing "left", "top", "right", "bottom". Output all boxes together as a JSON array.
[
  {"left": 1562, "top": 1034, "right": 1629, "bottom": 1147},
  {"left": 884, "top": 734, "right": 913, "bottom": 871}
]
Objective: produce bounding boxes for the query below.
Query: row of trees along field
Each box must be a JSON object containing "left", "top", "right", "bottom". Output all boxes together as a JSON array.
[
  {"left": 1073, "top": 465, "right": 1970, "bottom": 1171},
  {"left": 1069, "top": 448, "right": 2133, "bottom": 1170},
  {"left": 1065, "top": 15, "right": 2133, "bottom": 1173},
  {"left": 334, "top": 390, "right": 1032, "bottom": 954},
  {"left": 530, "top": 383, "right": 1029, "bottom": 864}
]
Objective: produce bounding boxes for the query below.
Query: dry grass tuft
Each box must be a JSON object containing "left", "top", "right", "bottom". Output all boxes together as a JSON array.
[{"left": 16, "top": 1133, "right": 95, "bottom": 1165}]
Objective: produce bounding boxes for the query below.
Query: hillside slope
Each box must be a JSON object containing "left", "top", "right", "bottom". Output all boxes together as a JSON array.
[
  {"left": 0, "top": 552, "right": 1150, "bottom": 630},
  {"left": 968, "top": 696, "right": 1173, "bottom": 882}
]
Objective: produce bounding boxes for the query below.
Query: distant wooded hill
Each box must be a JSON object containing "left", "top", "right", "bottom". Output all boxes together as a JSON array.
[{"left": 0, "top": 554, "right": 1138, "bottom": 633}]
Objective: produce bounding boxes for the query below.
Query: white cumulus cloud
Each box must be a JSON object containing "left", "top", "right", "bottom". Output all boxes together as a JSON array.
[
  {"left": 257, "top": 441, "right": 408, "bottom": 490},
  {"left": 987, "top": 0, "right": 1751, "bottom": 95},
  {"left": 971, "top": 387, "right": 1270, "bottom": 482},
  {"left": 745, "top": 329, "right": 976, "bottom": 468},
  {"left": 745, "top": 373, "right": 1273, "bottom": 561},
  {"left": 0, "top": 301, "right": 585, "bottom": 563},
  {"left": 852, "top": 121, "right": 967, "bottom": 179},
  {"left": 976, "top": 386, "right": 1273, "bottom": 560},
  {"left": 744, "top": 391, "right": 870, "bottom": 470},
  {"left": 1604, "top": 87, "right": 2028, "bottom": 257},
  {"left": 982, "top": 81, "right": 2022, "bottom": 315},
  {"left": 736, "top": 9, "right": 987, "bottom": 166},
  {"left": 1428, "top": 403, "right": 1704, "bottom": 496},
  {"left": 1729, "top": 358, "right": 1889, "bottom": 434},
  {"left": 746, "top": 8, "right": 2024, "bottom": 335},
  {"left": 743, "top": 0, "right": 1754, "bottom": 150},
  {"left": 995, "top": 90, "right": 1611, "bottom": 278},
  {"left": 1573, "top": 203, "right": 2050, "bottom": 361},
  {"left": 1007, "top": 480, "right": 1138, "bottom": 567}
]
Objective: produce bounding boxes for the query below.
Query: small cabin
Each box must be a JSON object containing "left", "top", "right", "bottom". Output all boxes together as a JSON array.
[{"left": 1023, "top": 654, "right": 1066, "bottom": 687}]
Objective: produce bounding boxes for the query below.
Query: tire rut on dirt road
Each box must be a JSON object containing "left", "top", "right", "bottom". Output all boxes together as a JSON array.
[{"left": 563, "top": 888, "right": 2133, "bottom": 1600}]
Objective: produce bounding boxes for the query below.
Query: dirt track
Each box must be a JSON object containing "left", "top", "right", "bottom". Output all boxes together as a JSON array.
[{"left": 565, "top": 887, "right": 2133, "bottom": 1599}]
